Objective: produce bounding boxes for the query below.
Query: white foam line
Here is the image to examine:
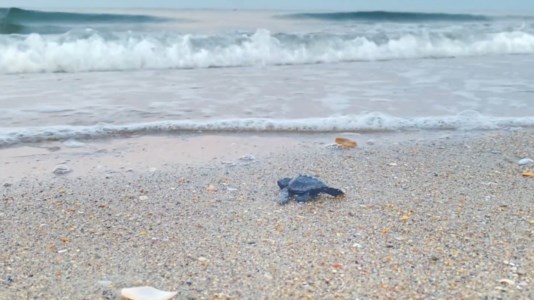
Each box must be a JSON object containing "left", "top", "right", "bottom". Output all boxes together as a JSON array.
[{"left": 1, "top": 112, "right": 534, "bottom": 147}]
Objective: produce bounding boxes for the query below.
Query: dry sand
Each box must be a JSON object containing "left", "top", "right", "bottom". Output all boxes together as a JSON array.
[{"left": 1, "top": 130, "right": 533, "bottom": 299}]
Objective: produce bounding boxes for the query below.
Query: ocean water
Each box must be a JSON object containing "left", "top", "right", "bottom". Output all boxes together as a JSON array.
[{"left": 1, "top": 7, "right": 534, "bottom": 146}]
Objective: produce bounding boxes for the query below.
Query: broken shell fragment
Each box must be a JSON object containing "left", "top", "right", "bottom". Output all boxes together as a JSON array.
[
  {"left": 518, "top": 158, "right": 534, "bottom": 165},
  {"left": 121, "top": 286, "right": 177, "bottom": 300},
  {"left": 522, "top": 172, "right": 534, "bottom": 177},
  {"left": 499, "top": 278, "right": 515, "bottom": 285},
  {"left": 335, "top": 137, "right": 357, "bottom": 149}
]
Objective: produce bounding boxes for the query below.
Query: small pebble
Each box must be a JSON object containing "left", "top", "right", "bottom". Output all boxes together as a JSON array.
[
  {"left": 139, "top": 195, "right": 149, "bottom": 201},
  {"left": 53, "top": 164, "right": 72, "bottom": 175},
  {"left": 3, "top": 182, "right": 12, "bottom": 187}
]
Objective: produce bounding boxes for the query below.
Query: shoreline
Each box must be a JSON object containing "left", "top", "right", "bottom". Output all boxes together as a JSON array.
[{"left": 1, "top": 129, "right": 533, "bottom": 299}]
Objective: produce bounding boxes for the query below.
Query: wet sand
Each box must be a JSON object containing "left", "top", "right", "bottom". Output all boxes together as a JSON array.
[{"left": 1, "top": 130, "right": 533, "bottom": 299}]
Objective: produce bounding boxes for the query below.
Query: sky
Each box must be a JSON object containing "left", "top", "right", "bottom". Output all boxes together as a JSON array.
[{"left": 1, "top": 0, "right": 534, "bottom": 13}]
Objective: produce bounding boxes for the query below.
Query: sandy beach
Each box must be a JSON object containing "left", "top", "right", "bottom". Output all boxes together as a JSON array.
[{"left": 1, "top": 129, "right": 533, "bottom": 299}]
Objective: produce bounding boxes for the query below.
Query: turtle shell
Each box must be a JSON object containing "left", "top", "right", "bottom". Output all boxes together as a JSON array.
[{"left": 287, "top": 175, "right": 327, "bottom": 194}]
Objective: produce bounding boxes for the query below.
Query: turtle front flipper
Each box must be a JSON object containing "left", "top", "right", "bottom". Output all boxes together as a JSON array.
[
  {"left": 322, "top": 187, "right": 344, "bottom": 198},
  {"left": 277, "top": 188, "right": 290, "bottom": 205}
]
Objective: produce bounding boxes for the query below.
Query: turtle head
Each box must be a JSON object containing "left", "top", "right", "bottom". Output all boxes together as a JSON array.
[{"left": 277, "top": 177, "right": 291, "bottom": 189}]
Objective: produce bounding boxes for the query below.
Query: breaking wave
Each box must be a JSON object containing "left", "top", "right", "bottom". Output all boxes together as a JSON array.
[
  {"left": 2, "top": 112, "right": 534, "bottom": 147},
  {"left": 0, "top": 7, "right": 170, "bottom": 34},
  {"left": 1, "top": 28, "right": 534, "bottom": 73}
]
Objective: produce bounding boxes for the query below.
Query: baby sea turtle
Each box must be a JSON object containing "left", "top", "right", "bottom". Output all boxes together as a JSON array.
[{"left": 276, "top": 175, "right": 344, "bottom": 204}]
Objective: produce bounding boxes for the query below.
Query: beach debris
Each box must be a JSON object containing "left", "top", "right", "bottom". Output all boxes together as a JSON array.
[
  {"left": 239, "top": 154, "right": 256, "bottom": 162},
  {"left": 139, "top": 195, "right": 149, "bottom": 201},
  {"left": 499, "top": 278, "right": 515, "bottom": 286},
  {"left": 198, "top": 256, "right": 210, "bottom": 265},
  {"left": 97, "top": 280, "right": 113, "bottom": 287},
  {"left": 400, "top": 212, "right": 413, "bottom": 222},
  {"left": 211, "top": 293, "right": 232, "bottom": 300},
  {"left": 207, "top": 184, "right": 218, "bottom": 192},
  {"left": 121, "top": 286, "right": 177, "bottom": 300},
  {"left": 522, "top": 172, "right": 534, "bottom": 177},
  {"left": 518, "top": 158, "right": 534, "bottom": 165},
  {"left": 387, "top": 162, "right": 397, "bottom": 166},
  {"left": 47, "top": 146, "right": 61, "bottom": 152},
  {"left": 53, "top": 164, "right": 72, "bottom": 175},
  {"left": 276, "top": 175, "right": 344, "bottom": 204},
  {"left": 332, "top": 262, "right": 344, "bottom": 270},
  {"left": 335, "top": 137, "right": 357, "bottom": 149}
]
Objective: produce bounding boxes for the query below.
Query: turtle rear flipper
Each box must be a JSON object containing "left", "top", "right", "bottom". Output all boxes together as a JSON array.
[{"left": 322, "top": 187, "right": 344, "bottom": 197}]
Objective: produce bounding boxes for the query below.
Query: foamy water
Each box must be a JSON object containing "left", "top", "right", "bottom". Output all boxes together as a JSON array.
[{"left": 1, "top": 8, "right": 533, "bottom": 146}]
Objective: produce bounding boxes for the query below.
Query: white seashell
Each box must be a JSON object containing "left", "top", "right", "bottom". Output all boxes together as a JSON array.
[
  {"left": 121, "top": 286, "right": 177, "bottom": 300},
  {"left": 518, "top": 158, "right": 533, "bottom": 165}
]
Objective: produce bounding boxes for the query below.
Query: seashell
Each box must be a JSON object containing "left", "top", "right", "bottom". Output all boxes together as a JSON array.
[
  {"left": 335, "top": 137, "right": 357, "bottom": 149},
  {"left": 121, "top": 286, "right": 177, "bottom": 300},
  {"left": 518, "top": 158, "right": 534, "bottom": 165}
]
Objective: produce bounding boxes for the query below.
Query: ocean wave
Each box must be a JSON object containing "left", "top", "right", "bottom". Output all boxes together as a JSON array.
[
  {"left": 2, "top": 112, "right": 533, "bottom": 147},
  {"left": 1, "top": 28, "right": 534, "bottom": 73},
  {"left": 0, "top": 7, "right": 170, "bottom": 34},
  {"left": 284, "top": 11, "right": 492, "bottom": 22}
]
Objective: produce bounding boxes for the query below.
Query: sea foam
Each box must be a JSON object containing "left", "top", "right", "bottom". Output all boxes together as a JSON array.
[
  {"left": 1, "top": 28, "right": 534, "bottom": 73},
  {"left": 2, "top": 112, "right": 534, "bottom": 147}
]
